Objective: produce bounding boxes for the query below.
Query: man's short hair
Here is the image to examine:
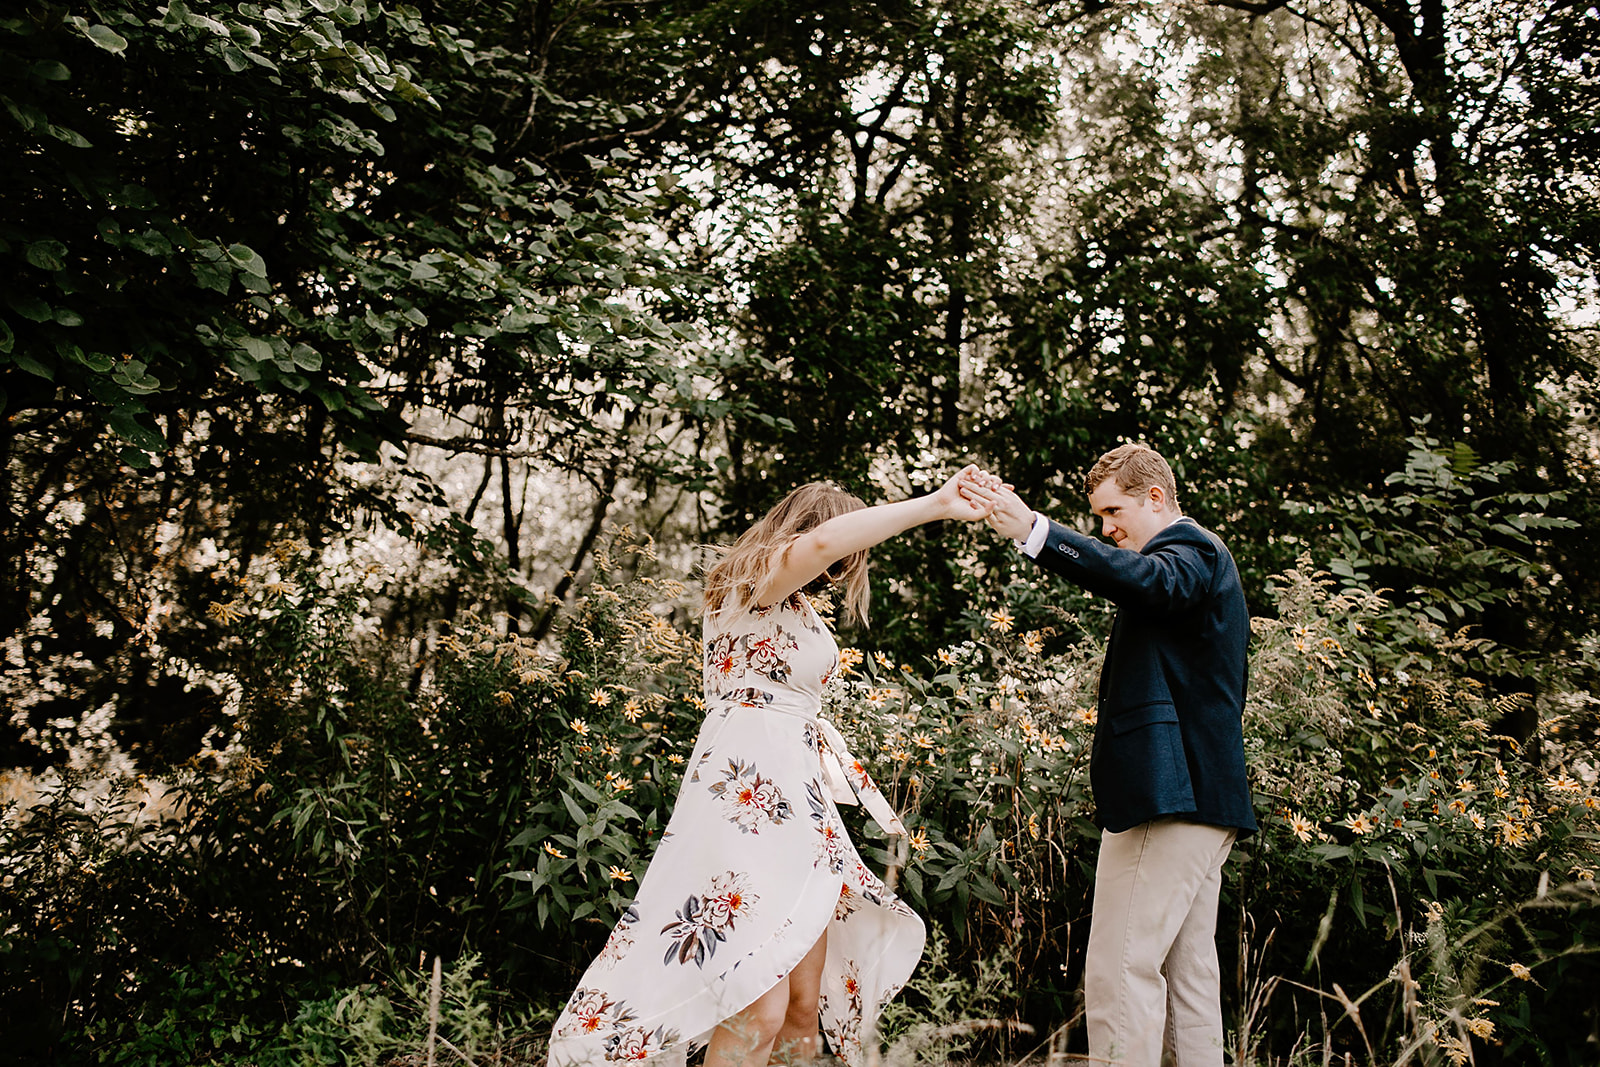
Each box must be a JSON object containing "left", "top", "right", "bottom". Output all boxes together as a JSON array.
[{"left": 1084, "top": 444, "right": 1181, "bottom": 512}]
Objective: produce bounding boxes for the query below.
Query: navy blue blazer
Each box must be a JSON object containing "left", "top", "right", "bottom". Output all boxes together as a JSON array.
[{"left": 1030, "top": 516, "right": 1258, "bottom": 836}]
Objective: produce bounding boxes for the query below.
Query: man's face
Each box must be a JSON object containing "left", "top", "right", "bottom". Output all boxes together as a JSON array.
[{"left": 1087, "top": 481, "right": 1170, "bottom": 552}]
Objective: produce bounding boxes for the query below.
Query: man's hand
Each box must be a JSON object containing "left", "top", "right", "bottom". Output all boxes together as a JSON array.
[
  {"left": 957, "top": 469, "right": 1035, "bottom": 541},
  {"left": 930, "top": 464, "right": 997, "bottom": 523}
]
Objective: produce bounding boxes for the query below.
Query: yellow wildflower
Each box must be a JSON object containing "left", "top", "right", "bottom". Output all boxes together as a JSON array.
[
  {"left": 839, "top": 648, "right": 865, "bottom": 673},
  {"left": 1548, "top": 774, "right": 1582, "bottom": 794},
  {"left": 207, "top": 600, "right": 246, "bottom": 624},
  {"left": 623, "top": 699, "right": 643, "bottom": 722},
  {"left": 1022, "top": 631, "right": 1044, "bottom": 655},
  {"left": 936, "top": 649, "right": 956, "bottom": 665},
  {"left": 569, "top": 718, "right": 590, "bottom": 737},
  {"left": 543, "top": 842, "right": 566, "bottom": 858},
  {"left": 912, "top": 733, "right": 934, "bottom": 749},
  {"left": 987, "top": 609, "right": 1014, "bottom": 633},
  {"left": 908, "top": 828, "right": 930, "bottom": 854},
  {"left": 607, "top": 866, "right": 634, "bottom": 882},
  {"left": 590, "top": 689, "right": 612, "bottom": 707},
  {"left": 1344, "top": 813, "right": 1372, "bottom": 835},
  {"left": 667, "top": 753, "right": 685, "bottom": 764},
  {"left": 1437, "top": 1035, "right": 1471, "bottom": 1066},
  {"left": 875, "top": 651, "right": 894, "bottom": 669}
]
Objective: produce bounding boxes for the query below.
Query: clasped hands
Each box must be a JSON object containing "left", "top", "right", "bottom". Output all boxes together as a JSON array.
[{"left": 939, "top": 464, "right": 1036, "bottom": 542}]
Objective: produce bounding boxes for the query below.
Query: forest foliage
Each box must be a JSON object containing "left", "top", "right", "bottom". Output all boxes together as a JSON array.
[{"left": 2, "top": 0, "right": 1599, "bottom": 1063}]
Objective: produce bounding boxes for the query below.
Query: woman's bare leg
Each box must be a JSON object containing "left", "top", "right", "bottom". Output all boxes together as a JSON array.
[
  {"left": 707, "top": 975, "right": 790, "bottom": 1067},
  {"left": 771, "top": 928, "right": 828, "bottom": 1063}
]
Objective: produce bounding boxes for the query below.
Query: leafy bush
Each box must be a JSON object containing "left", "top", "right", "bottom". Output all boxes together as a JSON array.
[{"left": 4, "top": 441, "right": 1596, "bottom": 1066}]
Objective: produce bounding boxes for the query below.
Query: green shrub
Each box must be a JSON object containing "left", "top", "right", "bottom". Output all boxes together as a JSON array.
[{"left": 6, "top": 442, "right": 1596, "bottom": 1066}]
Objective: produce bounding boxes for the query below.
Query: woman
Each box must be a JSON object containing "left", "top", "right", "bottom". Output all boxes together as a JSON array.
[{"left": 549, "top": 469, "right": 993, "bottom": 1067}]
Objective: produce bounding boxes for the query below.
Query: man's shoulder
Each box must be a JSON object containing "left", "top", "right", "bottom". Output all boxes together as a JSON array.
[{"left": 1146, "top": 517, "right": 1227, "bottom": 552}]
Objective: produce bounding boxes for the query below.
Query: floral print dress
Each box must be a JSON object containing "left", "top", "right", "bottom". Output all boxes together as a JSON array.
[{"left": 548, "top": 592, "right": 925, "bottom": 1067}]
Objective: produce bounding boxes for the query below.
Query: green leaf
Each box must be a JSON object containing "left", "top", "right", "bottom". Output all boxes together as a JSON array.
[
  {"left": 226, "top": 243, "right": 268, "bottom": 278},
  {"left": 505, "top": 869, "right": 546, "bottom": 892},
  {"left": 31, "top": 60, "right": 70, "bottom": 81},
  {"left": 968, "top": 874, "right": 1007, "bottom": 906},
  {"left": 107, "top": 410, "right": 166, "bottom": 451},
  {"left": 310, "top": 384, "right": 346, "bottom": 411},
  {"left": 193, "top": 260, "right": 231, "bottom": 293},
  {"left": 46, "top": 125, "right": 92, "bottom": 148},
  {"left": 25, "top": 241, "right": 67, "bottom": 271},
  {"left": 78, "top": 23, "right": 129, "bottom": 54},
  {"left": 7, "top": 294, "right": 52, "bottom": 322},
  {"left": 290, "top": 344, "right": 323, "bottom": 371},
  {"left": 68, "top": 348, "right": 115, "bottom": 372},
  {"left": 11, "top": 351, "right": 55, "bottom": 380},
  {"left": 238, "top": 337, "right": 274, "bottom": 362},
  {"left": 227, "top": 351, "right": 262, "bottom": 382}
]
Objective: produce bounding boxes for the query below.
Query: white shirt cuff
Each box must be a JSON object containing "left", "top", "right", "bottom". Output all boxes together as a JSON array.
[{"left": 1018, "top": 512, "right": 1048, "bottom": 558}]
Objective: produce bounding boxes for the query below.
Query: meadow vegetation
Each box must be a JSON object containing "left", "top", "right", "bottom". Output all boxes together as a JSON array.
[
  {"left": 3, "top": 0, "right": 1598, "bottom": 1063},
  {"left": 4, "top": 437, "right": 1596, "bottom": 1065}
]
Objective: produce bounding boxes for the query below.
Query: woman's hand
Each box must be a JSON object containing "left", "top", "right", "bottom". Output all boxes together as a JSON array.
[
  {"left": 957, "top": 469, "right": 1035, "bottom": 541},
  {"left": 930, "top": 464, "right": 996, "bottom": 522}
]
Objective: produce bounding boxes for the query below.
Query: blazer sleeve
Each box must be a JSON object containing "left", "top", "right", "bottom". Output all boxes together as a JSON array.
[{"left": 1030, "top": 519, "right": 1218, "bottom": 613}]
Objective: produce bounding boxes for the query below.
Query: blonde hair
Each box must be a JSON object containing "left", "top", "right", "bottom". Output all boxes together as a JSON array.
[
  {"left": 705, "top": 483, "right": 872, "bottom": 626},
  {"left": 1084, "top": 443, "right": 1182, "bottom": 513}
]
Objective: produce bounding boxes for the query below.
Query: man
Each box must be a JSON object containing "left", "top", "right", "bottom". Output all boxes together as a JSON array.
[{"left": 960, "top": 445, "right": 1256, "bottom": 1067}]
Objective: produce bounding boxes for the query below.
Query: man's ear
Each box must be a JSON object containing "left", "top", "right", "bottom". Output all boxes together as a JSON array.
[{"left": 1148, "top": 485, "right": 1167, "bottom": 511}]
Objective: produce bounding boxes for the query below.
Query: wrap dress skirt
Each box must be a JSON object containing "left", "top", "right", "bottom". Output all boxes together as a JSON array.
[{"left": 548, "top": 592, "right": 925, "bottom": 1067}]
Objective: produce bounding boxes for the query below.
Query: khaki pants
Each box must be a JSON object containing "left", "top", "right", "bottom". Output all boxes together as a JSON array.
[{"left": 1085, "top": 818, "right": 1236, "bottom": 1067}]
